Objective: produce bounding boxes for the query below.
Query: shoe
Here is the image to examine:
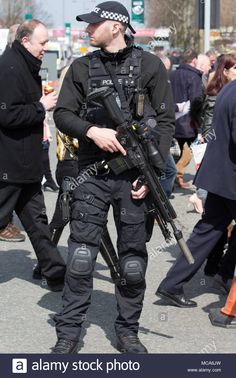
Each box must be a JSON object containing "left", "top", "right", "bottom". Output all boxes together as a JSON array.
[
  {"left": 52, "top": 339, "right": 78, "bottom": 354},
  {"left": 0, "top": 223, "right": 25, "bottom": 242},
  {"left": 175, "top": 178, "right": 191, "bottom": 188},
  {"left": 189, "top": 193, "right": 203, "bottom": 214},
  {"left": 209, "top": 308, "right": 236, "bottom": 328},
  {"left": 41, "top": 277, "right": 64, "bottom": 292},
  {"left": 156, "top": 287, "right": 197, "bottom": 308},
  {"left": 43, "top": 180, "right": 59, "bottom": 192},
  {"left": 116, "top": 333, "right": 148, "bottom": 354},
  {"left": 32, "top": 263, "right": 42, "bottom": 280},
  {"left": 211, "top": 274, "right": 232, "bottom": 294}
]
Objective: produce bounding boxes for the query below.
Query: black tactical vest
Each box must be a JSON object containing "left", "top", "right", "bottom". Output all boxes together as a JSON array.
[
  {"left": 80, "top": 46, "right": 157, "bottom": 133},
  {"left": 76, "top": 47, "right": 160, "bottom": 168},
  {"left": 88, "top": 47, "right": 142, "bottom": 96},
  {"left": 79, "top": 47, "right": 142, "bottom": 127}
]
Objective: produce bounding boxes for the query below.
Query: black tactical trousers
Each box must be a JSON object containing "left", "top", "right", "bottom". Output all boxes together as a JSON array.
[{"left": 55, "top": 169, "right": 149, "bottom": 342}]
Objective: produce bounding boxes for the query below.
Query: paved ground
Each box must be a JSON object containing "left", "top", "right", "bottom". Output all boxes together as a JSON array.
[{"left": 0, "top": 120, "right": 235, "bottom": 354}]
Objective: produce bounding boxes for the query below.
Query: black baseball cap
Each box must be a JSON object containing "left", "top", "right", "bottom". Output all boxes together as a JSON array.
[{"left": 76, "top": 1, "right": 136, "bottom": 34}]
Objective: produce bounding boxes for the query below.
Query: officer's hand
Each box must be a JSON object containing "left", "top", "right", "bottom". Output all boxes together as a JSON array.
[
  {"left": 40, "top": 92, "right": 58, "bottom": 111},
  {"left": 131, "top": 179, "right": 149, "bottom": 200},
  {"left": 86, "top": 126, "right": 126, "bottom": 156}
]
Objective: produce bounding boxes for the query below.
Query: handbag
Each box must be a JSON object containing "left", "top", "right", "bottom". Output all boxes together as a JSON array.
[
  {"left": 190, "top": 140, "right": 207, "bottom": 169},
  {"left": 170, "top": 138, "right": 181, "bottom": 157}
]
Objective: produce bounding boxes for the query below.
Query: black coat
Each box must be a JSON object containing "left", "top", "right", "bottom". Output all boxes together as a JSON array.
[
  {"left": 170, "top": 63, "right": 203, "bottom": 139},
  {"left": 195, "top": 80, "right": 236, "bottom": 200},
  {"left": 54, "top": 46, "right": 175, "bottom": 169},
  {"left": 0, "top": 40, "right": 45, "bottom": 183}
]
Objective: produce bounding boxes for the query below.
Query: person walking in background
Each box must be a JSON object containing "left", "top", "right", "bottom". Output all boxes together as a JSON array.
[
  {"left": 170, "top": 48, "right": 203, "bottom": 188},
  {"left": 189, "top": 53, "right": 236, "bottom": 214},
  {"left": 0, "top": 19, "right": 66, "bottom": 291},
  {"left": 156, "top": 78, "right": 236, "bottom": 309},
  {"left": 196, "top": 53, "right": 211, "bottom": 88},
  {"left": 154, "top": 54, "right": 178, "bottom": 199},
  {"left": 0, "top": 23, "right": 25, "bottom": 243},
  {"left": 190, "top": 53, "right": 236, "bottom": 282},
  {"left": 206, "top": 48, "right": 218, "bottom": 71}
]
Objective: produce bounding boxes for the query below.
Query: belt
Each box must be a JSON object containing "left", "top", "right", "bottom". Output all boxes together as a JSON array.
[{"left": 90, "top": 155, "right": 135, "bottom": 177}]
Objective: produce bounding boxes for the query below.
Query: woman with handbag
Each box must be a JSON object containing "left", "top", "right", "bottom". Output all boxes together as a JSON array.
[{"left": 189, "top": 53, "right": 236, "bottom": 214}]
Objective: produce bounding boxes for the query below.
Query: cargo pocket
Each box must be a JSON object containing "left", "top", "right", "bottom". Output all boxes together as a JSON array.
[{"left": 118, "top": 212, "right": 146, "bottom": 252}]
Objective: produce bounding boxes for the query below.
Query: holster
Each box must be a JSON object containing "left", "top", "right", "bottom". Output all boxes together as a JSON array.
[{"left": 60, "top": 176, "right": 77, "bottom": 222}]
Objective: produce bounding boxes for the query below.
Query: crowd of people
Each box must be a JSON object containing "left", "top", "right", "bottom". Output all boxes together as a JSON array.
[{"left": 0, "top": 1, "right": 236, "bottom": 354}]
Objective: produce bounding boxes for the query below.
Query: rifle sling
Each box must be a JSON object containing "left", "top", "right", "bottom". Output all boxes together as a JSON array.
[{"left": 103, "top": 60, "right": 132, "bottom": 122}]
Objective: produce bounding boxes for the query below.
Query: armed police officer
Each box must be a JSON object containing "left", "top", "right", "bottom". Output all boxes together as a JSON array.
[{"left": 52, "top": 1, "right": 175, "bottom": 354}]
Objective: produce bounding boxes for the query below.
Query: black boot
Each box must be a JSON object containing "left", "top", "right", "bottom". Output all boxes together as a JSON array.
[
  {"left": 52, "top": 339, "right": 78, "bottom": 354},
  {"left": 116, "top": 333, "right": 148, "bottom": 354}
]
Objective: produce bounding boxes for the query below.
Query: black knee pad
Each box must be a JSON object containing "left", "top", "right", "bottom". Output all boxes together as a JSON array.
[
  {"left": 122, "top": 259, "right": 145, "bottom": 285},
  {"left": 69, "top": 246, "right": 92, "bottom": 277}
]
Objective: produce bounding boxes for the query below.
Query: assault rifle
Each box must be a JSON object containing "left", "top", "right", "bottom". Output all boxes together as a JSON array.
[{"left": 88, "top": 87, "right": 194, "bottom": 264}]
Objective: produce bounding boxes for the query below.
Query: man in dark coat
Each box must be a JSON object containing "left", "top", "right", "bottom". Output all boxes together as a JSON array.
[
  {"left": 0, "top": 23, "right": 26, "bottom": 242},
  {"left": 170, "top": 48, "right": 203, "bottom": 187},
  {"left": 0, "top": 19, "right": 66, "bottom": 290},
  {"left": 156, "top": 79, "right": 236, "bottom": 310}
]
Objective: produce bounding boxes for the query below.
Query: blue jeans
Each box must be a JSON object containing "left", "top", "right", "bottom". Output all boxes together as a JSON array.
[{"left": 160, "top": 154, "right": 177, "bottom": 198}]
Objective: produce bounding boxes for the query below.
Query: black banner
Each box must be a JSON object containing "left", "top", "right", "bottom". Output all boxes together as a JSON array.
[{"left": 1, "top": 354, "right": 235, "bottom": 377}]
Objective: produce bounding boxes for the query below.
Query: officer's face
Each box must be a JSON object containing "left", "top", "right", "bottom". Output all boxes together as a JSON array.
[
  {"left": 21, "top": 24, "right": 49, "bottom": 60},
  {"left": 86, "top": 20, "right": 120, "bottom": 48}
]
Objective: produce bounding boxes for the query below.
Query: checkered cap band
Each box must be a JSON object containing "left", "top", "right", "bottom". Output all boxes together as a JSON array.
[{"left": 100, "top": 10, "right": 129, "bottom": 24}]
